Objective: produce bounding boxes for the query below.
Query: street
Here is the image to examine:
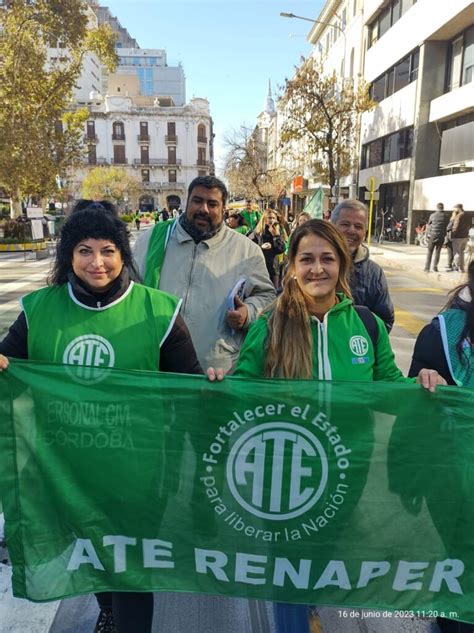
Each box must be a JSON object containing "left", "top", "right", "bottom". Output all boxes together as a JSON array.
[{"left": 0, "top": 245, "right": 458, "bottom": 633}]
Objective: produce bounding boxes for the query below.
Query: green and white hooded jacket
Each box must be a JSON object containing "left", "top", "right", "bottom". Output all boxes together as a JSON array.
[{"left": 235, "top": 294, "right": 409, "bottom": 382}]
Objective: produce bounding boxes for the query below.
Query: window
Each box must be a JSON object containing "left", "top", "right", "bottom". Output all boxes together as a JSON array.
[
  {"left": 198, "top": 148, "right": 206, "bottom": 165},
  {"left": 141, "top": 146, "right": 149, "bottom": 164},
  {"left": 113, "top": 145, "right": 126, "bottom": 164},
  {"left": 448, "top": 36, "right": 464, "bottom": 91},
  {"left": 169, "top": 170, "right": 177, "bottom": 183},
  {"left": 394, "top": 55, "right": 410, "bottom": 92},
  {"left": 197, "top": 124, "right": 207, "bottom": 142},
  {"left": 349, "top": 48, "right": 355, "bottom": 78},
  {"left": 368, "top": 0, "right": 417, "bottom": 48},
  {"left": 370, "top": 48, "right": 419, "bottom": 102},
  {"left": 88, "top": 145, "right": 97, "bottom": 165},
  {"left": 463, "top": 26, "right": 474, "bottom": 85},
  {"left": 168, "top": 146, "right": 176, "bottom": 165},
  {"left": 378, "top": 6, "right": 391, "bottom": 39},
  {"left": 112, "top": 121, "right": 125, "bottom": 140},
  {"left": 447, "top": 26, "right": 474, "bottom": 92},
  {"left": 139, "top": 122, "right": 148, "bottom": 140},
  {"left": 362, "top": 126, "right": 414, "bottom": 168},
  {"left": 141, "top": 169, "right": 150, "bottom": 183},
  {"left": 87, "top": 121, "right": 96, "bottom": 140}
]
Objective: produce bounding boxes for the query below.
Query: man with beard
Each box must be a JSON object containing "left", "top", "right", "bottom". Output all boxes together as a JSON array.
[
  {"left": 331, "top": 199, "right": 394, "bottom": 332},
  {"left": 134, "top": 176, "right": 275, "bottom": 373}
]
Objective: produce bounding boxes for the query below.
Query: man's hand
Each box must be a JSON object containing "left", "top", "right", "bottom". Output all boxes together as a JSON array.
[
  {"left": 206, "top": 367, "right": 225, "bottom": 382},
  {"left": 416, "top": 368, "right": 447, "bottom": 393},
  {"left": 226, "top": 295, "right": 248, "bottom": 330},
  {"left": 0, "top": 354, "right": 9, "bottom": 372}
]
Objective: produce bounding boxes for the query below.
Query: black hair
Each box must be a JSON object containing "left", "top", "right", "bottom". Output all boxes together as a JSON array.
[
  {"left": 187, "top": 176, "right": 228, "bottom": 207},
  {"left": 71, "top": 199, "right": 118, "bottom": 215},
  {"left": 48, "top": 202, "right": 140, "bottom": 285}
]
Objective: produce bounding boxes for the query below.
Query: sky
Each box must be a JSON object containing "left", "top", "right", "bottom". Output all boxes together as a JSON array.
[{"left": 104, "top": 0, "right": 325, "bottom": 171}]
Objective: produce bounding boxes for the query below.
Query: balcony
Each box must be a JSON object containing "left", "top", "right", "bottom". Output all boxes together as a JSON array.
[
  {"left": 197, "top": 159, "right": 210, "bottom": 166},
  {"left": 97, "top": 157, "right": 109, "bottom": 165},
  {"left": 112, "top": 133, "right": 126, "bottom": 141},
  {"left": 84, "top": 134, "right": 98, "bottom": 143},
  {"left": 111, "top": 158, "right": 128, "bottom": 165},
  {"left": 137, "top": 134, "right": 150, "bottom": 143},
  {"left": 197, "top": 136, "right": 208, "bottom": 144},
  {"left": 133, "top": 158, "right": 182, "bottom": 167},
  {"left": 165, "top": 135, "right": 178, "bottom": 144},
  {"left": 161, "top": 182, "right": 185, "bottom": 190}
]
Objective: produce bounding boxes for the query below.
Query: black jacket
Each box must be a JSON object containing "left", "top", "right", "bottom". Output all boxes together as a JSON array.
[
  {"left": 408, "top": 292, "right": 471, "bottom": 385},
  {"left": 351, "top": 244, "right": 394, "bottom": 332},
  {"left": 426, "top": 210, "right": 448, "bottom": 241}
]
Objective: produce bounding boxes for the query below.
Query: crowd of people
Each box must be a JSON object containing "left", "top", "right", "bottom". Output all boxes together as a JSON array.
[{"left": 0, "top": 175, "right": 472, "bottom": 633}]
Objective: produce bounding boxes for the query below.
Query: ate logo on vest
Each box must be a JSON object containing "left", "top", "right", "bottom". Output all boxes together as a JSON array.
[
  {"left": 63, "top": 335, "right": 115, "bottom": 383},
  {"left": 349, "top": 335, "right": 369, "bottom": 357},
  {"left": 226, "top": 422, "right": 328, "bottom": 521}
]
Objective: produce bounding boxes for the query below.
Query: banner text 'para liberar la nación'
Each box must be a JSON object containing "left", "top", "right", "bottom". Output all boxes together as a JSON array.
[{"left": 0, "top": 360, "right": 473, "bottom": 624}]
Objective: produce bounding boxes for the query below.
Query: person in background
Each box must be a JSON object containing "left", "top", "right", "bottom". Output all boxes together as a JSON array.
[
  {"left": 161, "top": 207, "right": 170, "bottom": 221},
  {"left": 331, "top": 199, "right": 394, "bottom": 332},
  {"left": 133, "top": 176, "right": 275, "bottom": 373},
  {"left": 134, "top": 212, "right": 141, "bottom": 231},
  {"left": 424, "top": 202, "right": 448, "bottom": 273},
  {"left": 409, "top": 260, "right": 473, "bottom": 388},
  {"left": 227, "top": 211, "right": 248, "bottom": 234},
  {"left": 450, "top": 203, "right": 471, "bottom": 273},
  {"left": 251, "top": 208, "right": 287, "bottom": 286},
  {"left": 296, "top": 211, "right": 311, "bottom": 227},
  {"left": 241, "top": 198, "right": 260, "bottom": 232},
  {"left": 234, "top": 219, "right": 445, "bottom": 633},
  {"left": 444, "top": 209, "right": 456, "bottom": 271},
  {"left": 0, "top": 201, "right": 209, "bottom": 633}
]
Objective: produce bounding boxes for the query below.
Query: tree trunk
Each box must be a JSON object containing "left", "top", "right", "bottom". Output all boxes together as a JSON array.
[{"left": 10, "top": 190, "right": 22, "bottom": 219}]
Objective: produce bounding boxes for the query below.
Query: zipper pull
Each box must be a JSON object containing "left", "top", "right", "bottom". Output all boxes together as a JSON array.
[{"left": 96, "top": 301, "right": 101, "bottom": 308}]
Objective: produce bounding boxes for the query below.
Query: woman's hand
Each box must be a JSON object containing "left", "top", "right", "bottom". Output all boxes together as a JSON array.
[
  {"left": 268, "top": 222, "right": 280, "bottom": 237},
  {"left": 206, "top": 367, "right": 225, "bottom": 382},
  {"left": 416, "top": 368, "right": 447, "bottom": 393},
  {"left": 0, "top": 354, "right": 9, "bottom": 372}
]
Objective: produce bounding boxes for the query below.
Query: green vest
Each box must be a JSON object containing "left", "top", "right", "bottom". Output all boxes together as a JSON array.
[
  {"left": 143, "top": 220, "right": 176, "bottom": 288},
  {"left": 21, "top": 283, "right": 180, "bottom": 376},
  {"left": 438, "top": 309, "right": 474, "bottom": 388}
]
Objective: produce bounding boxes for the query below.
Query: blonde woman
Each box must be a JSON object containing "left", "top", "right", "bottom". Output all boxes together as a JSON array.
[
  {"left": 234, "top": 219, "right": 445, "bottom": 632},
  {"left": 251, "top": 208, "right": 287, "bottom": 286}
]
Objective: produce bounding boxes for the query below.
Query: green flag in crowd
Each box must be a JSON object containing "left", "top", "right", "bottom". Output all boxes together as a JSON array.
[
  {"left": 304, "top": 187, "right": 325, "bottom": 219},
  {"left": 0, "top": 360, "right": 473, "bottom": 625}
]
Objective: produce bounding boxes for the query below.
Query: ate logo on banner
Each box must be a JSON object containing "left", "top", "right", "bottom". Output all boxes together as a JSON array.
[
  {"left": 202, "top": 405, "right": 352, "bottom": 542},
  {"left": 227, "top": 423, "right": 328, "bottom": 520},
  {"left": 63, "top": 334, "right": 115, "bottom": 384}
]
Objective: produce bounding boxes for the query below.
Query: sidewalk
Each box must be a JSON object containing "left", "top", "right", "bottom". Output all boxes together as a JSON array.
[{"left": 370, "top": 242, "right": 467, "bottom": 290}]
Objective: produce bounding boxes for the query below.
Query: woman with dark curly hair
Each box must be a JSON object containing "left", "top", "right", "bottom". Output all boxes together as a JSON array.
[{"left": 0, "top": 200, "right": 208, "bottom": 633}]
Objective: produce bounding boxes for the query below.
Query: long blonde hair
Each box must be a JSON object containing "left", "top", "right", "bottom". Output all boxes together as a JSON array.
[
  {"left": 254, "top": 208, "right": 285, "bottom": 237},
  {"left": 264, "top": 219, "right": 352, "bottom": 378}
]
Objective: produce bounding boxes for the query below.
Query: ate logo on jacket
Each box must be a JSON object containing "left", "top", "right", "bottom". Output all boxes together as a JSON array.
[
  {"left": 349, "top": 335, "right": 369, "bottom": 364},
  {"left": 63, "top": 334, "right": 115, "bottom": 383}
]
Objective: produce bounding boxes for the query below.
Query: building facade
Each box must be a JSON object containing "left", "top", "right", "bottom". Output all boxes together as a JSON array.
[
  {"left": 360, "top": 0, "right": 473, "bottom": 238},
  {"left": 262, "top": 0, "right": 473, "bottom": 237},
  {"left": 72, "top": 94, "right": 214, "bottom": 211}
]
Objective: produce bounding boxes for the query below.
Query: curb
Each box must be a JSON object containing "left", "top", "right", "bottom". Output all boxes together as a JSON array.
[{"left": 372, "top": 252, "right": 466, "bottom": 290}]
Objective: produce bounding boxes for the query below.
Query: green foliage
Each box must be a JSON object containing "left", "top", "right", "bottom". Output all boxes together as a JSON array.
[
  {"left": 81, "top": 167, "right": 140, "bottom": 203},
  {"left": 120, "top": 214, "right": 133, "bottom": 223},
  {"left": 279, "top": 57, "right": 376, "bottom": 189},
  {"left": 0, "top": 0, "right": 117, "bottom": 216}
]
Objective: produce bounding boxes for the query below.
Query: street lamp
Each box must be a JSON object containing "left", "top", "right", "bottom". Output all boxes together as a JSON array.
[
  {"left": 280, "top": 11, "right": 348, "bottom": 206},
  {"left": 280, "top": 12, "right": 346, "bottom": 73}
]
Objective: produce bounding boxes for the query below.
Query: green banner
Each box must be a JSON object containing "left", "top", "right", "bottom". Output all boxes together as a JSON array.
[
  {"left": 0, "top": 360, "right": 473, "bottom": 624},
  {"left": 303, "top": 187, "right": 324, "bottom": 219}
]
